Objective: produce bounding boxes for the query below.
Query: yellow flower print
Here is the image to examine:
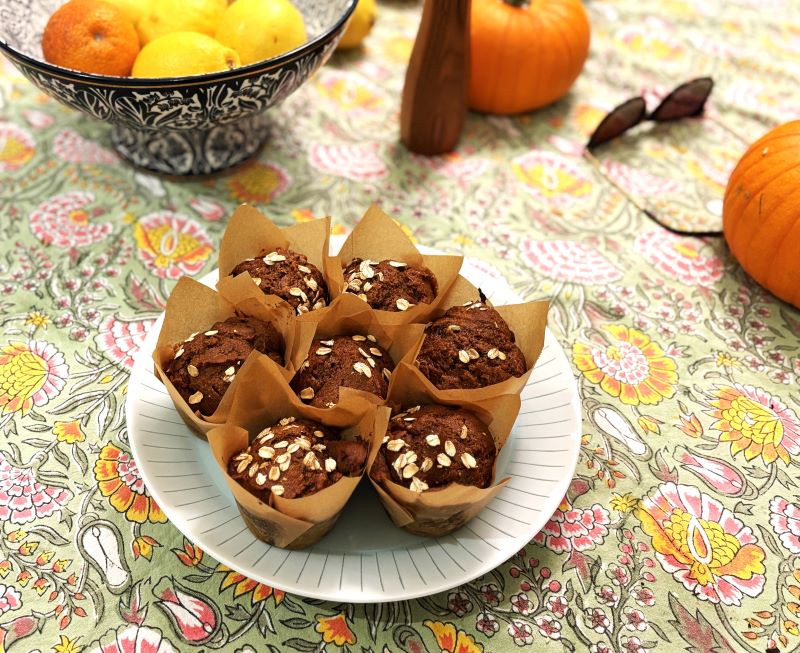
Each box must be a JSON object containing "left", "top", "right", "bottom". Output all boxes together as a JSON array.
[
  {"left": 610, "top": 493, "right": 638, "bottom": 513},
  {"left": 0, "top": 123, "right": 35, "bottom": 172},
  {"left": 134, "top": 211, "right": 213, "bottom": 280},
  {"left": 715, "top": 352, "right": 741, "bottom": 369},
  {"left": 572, "top": 325, "right": 678, "bottom": 406},
  {"left": 25, "top": 311, "right": 50, "bottom": 330},
  {"left": 316, "top": 613, "right": 357, "bottom": 647},
  {"left": 216, "top": 564, "right": 284, "bottom": 605},
  {"left": 227, "top": 162, "right": 290, "bottom": 203},
  {"left": 707, "top": 384, "right": 800, "bottom": 465},
  {"left": 53, "top": 420, "right": 85, "bottom": 444},
  {"left": 0, "top": 340, "right": 68, "bottom": 414},
  {"left": 424, "top": 620, "right": 482, "bottom": 653},
  {"left": 131, "top": 535, "right": 160, "bottom": 560},
  {"left": 53, "top": 635, "right": 83, "bottom": 653}
]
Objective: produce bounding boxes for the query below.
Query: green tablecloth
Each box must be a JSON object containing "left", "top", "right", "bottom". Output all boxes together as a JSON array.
[{"left": 2, "top": 1, "right": 799, "bottom": 651}]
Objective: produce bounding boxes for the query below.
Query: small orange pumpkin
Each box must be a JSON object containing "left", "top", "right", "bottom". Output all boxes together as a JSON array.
[
  {"left": 469, "top": 0, "right": 591, "bottom": 115},
  {"left": 723, "top": 121, "right": 800, "bottom": 308}
]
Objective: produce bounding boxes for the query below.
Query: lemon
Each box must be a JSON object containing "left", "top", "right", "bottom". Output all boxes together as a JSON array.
[
  {"left": 131, "top": 31, "right": 240, "bottom": 77},
  {"left": 337, "top": 0, "right": 376, "bottom": 50},
  {"left": 102, "top": 0, "right": 152, "bottom": 24},
  {"left": 137, "top": 0, "right": 227, "bottom": 45},
  {"left": 215, "top": 0, "right": 306, "bottom": 66}
]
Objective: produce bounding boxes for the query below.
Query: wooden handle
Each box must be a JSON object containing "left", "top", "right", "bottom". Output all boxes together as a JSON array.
[{"left": 400, "top": 0, "right": 471, "bottom": 156}]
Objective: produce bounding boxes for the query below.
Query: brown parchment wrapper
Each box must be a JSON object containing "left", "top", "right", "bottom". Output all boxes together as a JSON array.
[
  {"left": 389, "top": 275, "right": 550, "bottom": 405},
  {"left": 216, "top": 204, "right": 335, "bottom": 324},
  {"left": 152, "top": 277, "right": 297, "bottom": 438},
  {"left": 207, "top": 384, "right": 391, "bottom": 549},
  {"left": 329, "top": 204, "right": 464, "bottom": 326},
  {"left": 368, "top": 379, "right": 521, "bottom": 537}
]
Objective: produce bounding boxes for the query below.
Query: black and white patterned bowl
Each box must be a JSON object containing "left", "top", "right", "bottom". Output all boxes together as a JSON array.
[{"left": 0, "top": 0, "right": 357, "bottom": 175}]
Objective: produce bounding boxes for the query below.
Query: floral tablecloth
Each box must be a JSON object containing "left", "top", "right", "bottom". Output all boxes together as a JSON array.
[{"left": 2, "top": 0, "right": 800, "bottom": 651}]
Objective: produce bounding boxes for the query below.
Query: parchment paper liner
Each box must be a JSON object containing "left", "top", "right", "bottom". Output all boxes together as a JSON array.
[
  {"left": 217, "top": 204, "right": 336, "bottom": 324},
  {"left": 152, "top": 277, "right": 300, "bottom": 438},
  {"left": 286, "top": 291, "right": 426, "bottom": 411},
  {"left": 329, "top": 204, "right": 464, "bottom": 326},
  {"left": 368, "top": 380, "right": 521, "bottom": 537},
  {"left": 389, "top": 275, "right": 550, "bottom": 405},
  {"left": 207, "top": 388, "right": 391, "bottom": 549}
]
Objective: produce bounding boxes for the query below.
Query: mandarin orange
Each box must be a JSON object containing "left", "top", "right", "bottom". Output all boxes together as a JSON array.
[{"left": 42, "top": 0, "right": 140, "bottom": 77}]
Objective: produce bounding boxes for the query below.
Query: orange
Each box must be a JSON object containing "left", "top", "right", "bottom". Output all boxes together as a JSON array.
[{"left": 42, "top": 0, "right": 140, "bottom": 77}]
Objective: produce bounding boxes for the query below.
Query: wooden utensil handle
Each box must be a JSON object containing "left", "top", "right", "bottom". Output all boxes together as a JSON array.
[{"left": 400, "top": 0, "right": 471, "bottom": 156}]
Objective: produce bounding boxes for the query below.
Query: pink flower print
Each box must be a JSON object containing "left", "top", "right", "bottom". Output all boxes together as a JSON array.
[
  {"left": 622, "top": 636, "right": 650, "bottom": 653},
  {"left": 52, "top": 128, "right": 117, "bottom": 164},
  {"left": 597, "top": 585, "right": 618, "bottom": 606},
  {"left": 475, "top": 612, "right": 499, "bottom": 637},
  {"left": 0, "top": 584, "right": 21, "bottom": 614},
  {"left": 536, "top": 615, "right": 561, "bottom": 640},
  {"left": 29, "top": 191, "right": 112, "bottom": 248},
  {"left": 630, "top": 585, "right": 656, "bottom": 606},
  {"left": 623, "top": 608, "right": 648, "bottom": 631},
  {"left": 585, "top": 608, "right": 610, "bottom": 633},
  {"left": 0, "top": 451, "right": 72, "bottom": 523},
  {"left": 0, "top": 122, "right": 35, "bottom": 172},
  {"left": 87, "top": 625, "right": 177, "bottom": 653},
  {"left": 533, "top": 499, "right": 610, "bottom": 553},
  {"left": 154, "top": 578, "right": 219, "bottom": 644},
  {"left": 446, "top": 591, "right": 472, "bottom": 616},
  {"left": 591, "top": 644, "right": 612, "bottom": 653},
  {"left": 547, "top": 595, "right": 569, "bottom": 617},
  {"left": 770, "top": 496, "right": 800, "bottom": 554},
  {"left": 510, "top": 593, "right": 533, "bottom": 616},
  {"left": 308, "top": 143, "right": 387, "bottom": 181},
  {"left": 507, "top": 619, "right": 533, "bottom": 646},
  {"left": 636, "top": 482, "right": 766, "bottom": 605},
  {"left": 636, "top": 230, "right": 723, "bottom": 288},
  {"left": 97, "top": 314, "right": 156, "bottom": 370},
  {"left": 134, "top": 211, "right": 213, "bottom": 280},
  {"left": 188, "top": 197, "right": 226, "bottom": 222},
  {"left": 603, "top": 161, "right": 682, "bottom": 197},
  {"left": 521, "top": 239, "right": 622, "bottom": 284},
  {"left": 512, "top": 150, "right": 592, "bottom": 204},
  {"left": 478, "top": 584, "right": 502, "bottom": 607}
]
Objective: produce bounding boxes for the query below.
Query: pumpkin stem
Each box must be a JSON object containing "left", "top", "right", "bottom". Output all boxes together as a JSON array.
[{"left": 503, "top": 0, "right": 530, "bottom": 6}]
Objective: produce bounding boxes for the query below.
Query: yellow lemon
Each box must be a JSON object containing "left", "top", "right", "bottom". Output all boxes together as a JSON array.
[
  {"left": 131, "top": 31, "right": 240, "bottom": 77},
  {"left": 137, "top": 0, "right": 227, "bottom": 45},
  {"left": 215, "top": 0, "right": 306, "bottom": 66},
  {"left": 102, "top": 0, "right": 152, "bottom": 24},
  {"left": 337, "top": 0, "right": 376, "bottom": 50}
]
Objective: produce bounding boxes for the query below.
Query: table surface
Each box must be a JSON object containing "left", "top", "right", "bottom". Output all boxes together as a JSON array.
[{"left": 1, "top": 1, "right": 799, "bottom": 651}]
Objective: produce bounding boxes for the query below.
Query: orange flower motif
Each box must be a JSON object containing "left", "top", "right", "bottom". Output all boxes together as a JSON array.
[
  {"left": 32, "top": 577, "right": 49, "bottom": 595},
  {"left": 677, "top": 413, "right": 704, "bottom": 438},
  {"left": 0, "top": 123, "right": 35, "bottom": 172},
  {"left": 131, "top": 536, "right": 160, "bottom": 560},
  {"left": 53, "top": 420, "right": 85, "bottom": 444},
  {"left": 16, "top": 570, "right": 31, "bottom": 587},
  {"left": 707, "top": 384, "right": 800, "bottom": 465},
  {"left": 173, "top": 540, "right": 203, "bottom": 567},
  {"left": 424, "top": 620, "right": 483, "bottom": 653},
  {"left": 0, "top": 340, "right": 68, "bottom": 415},
  {"left": 315, "top": 613, "right": 357, "bottom": 647},
  {"left": 0, "top": 560, "right": 10, "bottom": 578},
  {"left": 134, "top": 211, "right": 213, "bottom": 280},
  {"left": 216, "top": 565, "right": 284, "bottom": 605},
  {"left": 572, "top": 325, "right": 677, "bottom": 406},
  {"left": 93, "top": 443, "right": 167, "bottom": 524},
  {"left": 52, "top": 559, "right": 70, "bottom": 573}
]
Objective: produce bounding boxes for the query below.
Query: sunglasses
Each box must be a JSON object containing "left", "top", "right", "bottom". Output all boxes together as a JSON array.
[{"left": 584, "top": 77, "right": 720, "bottom": 236}]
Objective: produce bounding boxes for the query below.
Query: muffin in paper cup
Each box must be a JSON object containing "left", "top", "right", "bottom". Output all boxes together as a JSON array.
[
  {"left": 207, "top": 377, "right": 390, "bottom": 549},
  {"left": 153, "top": 277, "right": 302, "bottom": 438},
  {"left": 389, "top": 274, "right": 549, "bottom": 405},
  {"left": 217, "top": 204, "right": 338, "bottom": 323},
  {"left": 329, "top": 204, "right": 463, "bottom": 326},
  {"left": 368, "top": 379, "right": 520, "bottom": 537},
  {"left": 287, "top": 291, "right": 425, "bottom": 414}
]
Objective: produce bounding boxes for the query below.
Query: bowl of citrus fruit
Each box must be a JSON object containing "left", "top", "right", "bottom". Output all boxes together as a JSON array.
[{"left": 0, "top": 0, "right": 357, "bottom": 174}]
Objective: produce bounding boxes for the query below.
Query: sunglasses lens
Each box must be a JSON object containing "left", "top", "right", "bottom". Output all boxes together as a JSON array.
[
  {"left": 587, "top": 98, "right": 648, "bottom": 149},
  {"left": 649, "top": 77, "right": 714, "bottom": 121}
]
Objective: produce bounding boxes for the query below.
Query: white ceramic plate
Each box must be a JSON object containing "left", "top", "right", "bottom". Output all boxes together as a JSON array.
[{"left": 127, "top": 243, "right": 581, "bottom": 602}]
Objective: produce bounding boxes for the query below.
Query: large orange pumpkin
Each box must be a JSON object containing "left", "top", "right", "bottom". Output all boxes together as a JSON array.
[
  {"left": 723, "top": 121, "right": 800, "bottom": 308},
  {"left": 469, "top": 0, "right": 591, "bottom": 115}
]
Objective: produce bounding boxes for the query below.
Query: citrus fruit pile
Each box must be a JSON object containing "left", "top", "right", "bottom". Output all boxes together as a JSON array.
[{"left": 41, "top": 0, "right": 307, "bottom": 78}]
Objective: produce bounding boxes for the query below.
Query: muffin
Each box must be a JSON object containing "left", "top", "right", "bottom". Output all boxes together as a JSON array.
[
  {"left": 164, "top": 316, "right": 283, "bottom": 416},
  {"left": 343, "top": 258, "right": 437, "bottom": 312},
  {"left": 228, "top": 417, "right": 368, "bottom": 500},
  {"left": 290, "top": 334, "right": 394, "bottom": 408},
  {"left": 415, "top": 301, "right": 526, "bottom": 390},
  {"left": 370, "top": 405, "right": 495, "bottom": 493},
  {"left": 230, "top": 247, "right": 328, "bottom": 316}
]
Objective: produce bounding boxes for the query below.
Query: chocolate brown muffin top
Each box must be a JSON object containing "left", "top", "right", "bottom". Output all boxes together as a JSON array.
[
  {"left": 370, "top": 405, "right": 495, "bottom": 493},
  {"left": 415, "top": 301, "right": 526, "bottom": 390},
  {"left": 228, "top": 417, "right": 367, "bottom": 500},
  {"left": 343, "top": 258, "right": 437, "bottom": 312},
  {"left": 290, "top": 334, "right": 394, "bottom": 409},
  {"left": 230, "top": 246, "right": 328, "bottom": 316},
  {"left": 164, "top": 316, "right": 283, "bottom": 416}
]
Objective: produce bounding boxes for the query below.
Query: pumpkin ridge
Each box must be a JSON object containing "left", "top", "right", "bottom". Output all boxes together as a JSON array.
[
  {"left": 724, "top": 154, "right": 800, "bottom": 245},
  {"left": 724, "top": 134, "right": 800, "bottom": 203},
  {"left": 766, "top": 218, "right": 800, "bottom": 306},
  {"left": 739, "top": 170, "right": 800, "bottom": 278}
]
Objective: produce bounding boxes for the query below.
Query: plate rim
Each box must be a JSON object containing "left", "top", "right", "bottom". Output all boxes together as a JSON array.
[{"left": 127, "top": 246, "right": 581, "bottom": 603}]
